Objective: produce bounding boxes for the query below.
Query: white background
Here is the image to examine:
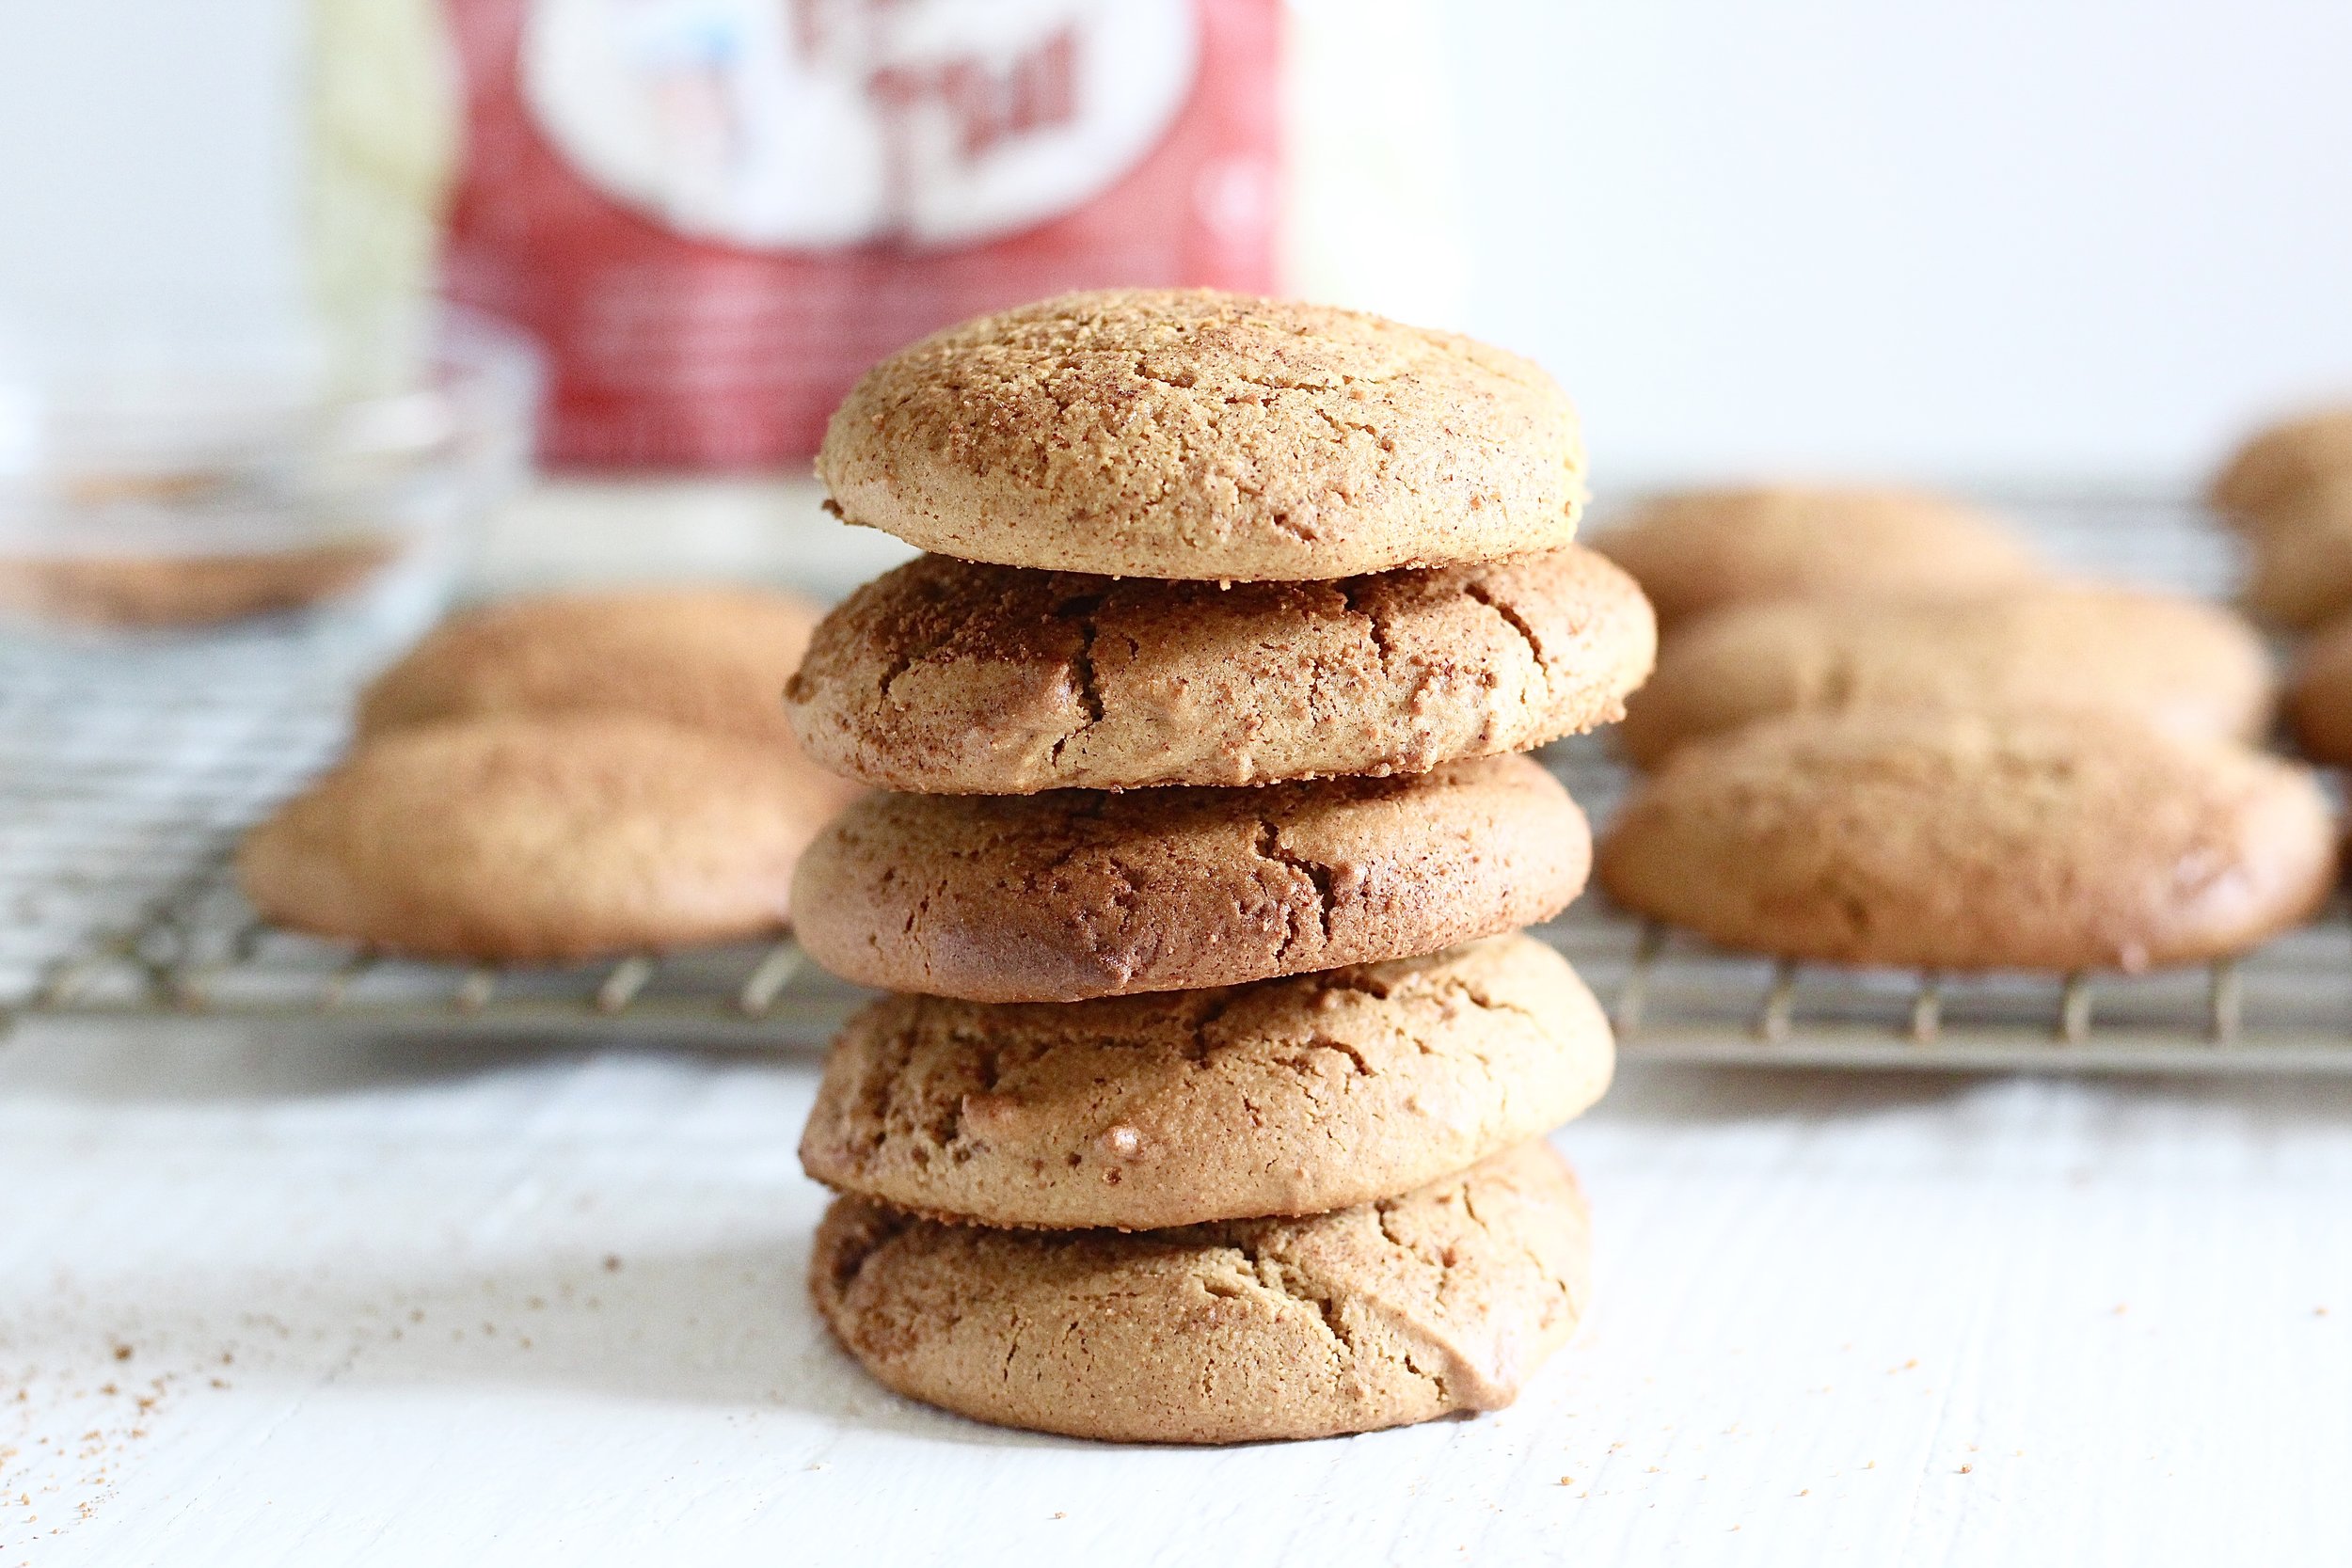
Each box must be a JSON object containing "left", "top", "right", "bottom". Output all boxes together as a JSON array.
[{"left": 4, "top": 0, "right": 2351, "bottom": 485}]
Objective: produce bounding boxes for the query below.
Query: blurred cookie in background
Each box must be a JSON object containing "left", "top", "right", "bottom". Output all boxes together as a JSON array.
[
  {"left": 240, "top": 713, "right": 840, "bottom": 962},
  {"left": 358, "top": 585, "right": 833, "bottom": 749},
  {"left": 1588, "top": 485, "right": 2039, "bottom": 633},
  {"left": 2238, "top": 475, "right": 2352, "bottom": 631},
  {"left": 2288, "top": 611, "right": 2352, "bottom": 766},
  {"left": 0, "top": 540, "right": 395, "bottom": 628},
  {"left": 1615, "top": 584, "right": 2274, "bottom": 768},
  {"left": 1598, "top": 708, "right": 2336, "bottom": 974},
  {"left": 2209, "top": 405, "right": 2352, "bottom": 535}
]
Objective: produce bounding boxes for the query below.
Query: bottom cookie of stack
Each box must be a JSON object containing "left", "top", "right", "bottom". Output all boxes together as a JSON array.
[
  {"left": 812, "top": 1141, "right": 1590, "bottom": 1446},
  {"left": 801, "top": 937, "right": 1613, "bottom": 1443}
]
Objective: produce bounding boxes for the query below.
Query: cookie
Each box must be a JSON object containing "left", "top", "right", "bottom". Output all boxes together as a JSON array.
[
  {"left": 1615, "top": 585, "right": 2274, "bottom": 768},
  {"left": 2210, "top": 406, "right": 2352, "bottom": 532},
  {"left": 358, "top": 586, "right": 827, "bottom": 747},
  {"left": 810, "top": 1140, "right": 1589, "bottom": 1444},
  {"left": 239, "top": 714, "right": 854, "bottom": 962},
  {"left": 2241, "top": 478, "right": 2352, "bottom": 629},
  {"left": 1597, "top": 709, "right": 2335, "bottom": 974},
  {"left": 817, "top": 289, "right": 1586, "bottom": 581},
  {"left": 2288, "top": 612, "right": 2352, "bottom": 765},
  {"left": 801, "top": 936, "right": 1612, "bottom": 1230},
  {"left": 0, "top": 542, "right": 392, "bottom": 628},
  {"left": 791, "top": 753, "right": 1591, "bottom": 1002},
  {"left": 1590, "top": 486, "right": 2038, "bottom": 631},
  {"left": 786, "top": 546, "right": 1655, "bottom": 793}
]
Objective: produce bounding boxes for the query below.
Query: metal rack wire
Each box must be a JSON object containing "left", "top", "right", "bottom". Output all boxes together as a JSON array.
[{"left": 8, "top": 493, "right": 2349, "bottom": 1070}]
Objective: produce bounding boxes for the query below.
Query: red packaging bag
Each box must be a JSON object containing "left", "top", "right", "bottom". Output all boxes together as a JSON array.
[{"left": 437, "top": 0, "right": 1282, "bottom": 469}]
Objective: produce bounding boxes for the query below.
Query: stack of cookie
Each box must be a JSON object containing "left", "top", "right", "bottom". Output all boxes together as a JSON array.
[{"left": 781, "top": 289, "right": 1657, "bottom": 1444}]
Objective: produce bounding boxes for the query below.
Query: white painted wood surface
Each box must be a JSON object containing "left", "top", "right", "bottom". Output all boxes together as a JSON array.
[{"left": 7, "top": 1024, "right": 2347, "bottom": 1566}]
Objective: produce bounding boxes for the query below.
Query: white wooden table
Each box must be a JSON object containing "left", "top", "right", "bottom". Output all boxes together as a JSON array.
[{"left": 6, "top": 1023, "right": 2347, "bottom": 1566}]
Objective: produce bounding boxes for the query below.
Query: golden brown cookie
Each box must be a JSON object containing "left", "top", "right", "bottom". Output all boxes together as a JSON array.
[
  {"left": 801, "top": 936, "right": 1612, "bottom": 1230},
  {"left": 1615, "top": 585, "right": 2274, "bottom": 768},
  {"left": 2241, "top": 477, "right": 2352, "bottom": 630},
  {"left": 0, "top": 542, "right": 392, "bottom": 627},
  {"left": 791, "top": 754, "right": 1591, "bottom": 1002},
  {"left": 810, "top": 1140, "right": 1590, "bottom": 1444},
  {"left": 358, "top": 586, "right": 829, "bottom": 748},
  {"left": 817, "top": 289, "right": 1586, "bottom": 581},
  {"left": 2210, "top": 405, "right": 2352, "bottom": 532},
  {"left": 239, "top": 714, "right": 851, "bottom": 961},
  {"left": 2288, "top": 611, "right": 2352, "bottom": 765},
  {"left": 1597, "top": 709, "right": 2335, "bottom": 974},
  {"left": 786, "top": 546, "right": 1655, "bottom": 793},
  {"left": 1589, "top": 485, "right": 2038, "bottom": 631}
]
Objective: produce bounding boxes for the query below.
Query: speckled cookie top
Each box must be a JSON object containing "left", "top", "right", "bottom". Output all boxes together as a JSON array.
[
  {"left": 1616, "top": 585, "right": 2274, "bottom": 767},
  {"left": 789, "top": 752, "right": 1592, "bottom": 1002},
  {"left": 785, "top": 546, "right": 1655, "bottom": 792},
  {"left": 358, "top": 586, "right": 827, "bottom": 748},
  {"left": 1597, "top": 708, "right": 2336, "bottom": 974},
  {"left": 801, "top": 936, "right": 1613, "bottom": 1230},
  {"left": 817, "top": 289, "right": 1586, "bottom": 581},
  {"left": 810, "top": 1141, "right": 1590, "bottom": 1445},
  {"left": 1590, "top": 485, "right": 2039, "bottom": 630}
]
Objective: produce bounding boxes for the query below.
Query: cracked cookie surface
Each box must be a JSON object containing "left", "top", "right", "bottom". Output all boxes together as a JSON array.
[
  {"left": 809, "top": 1140, "right": 1590, "bottom": 1444},
  {"left": 786, "top": 546, "right": 1655, "bottom": 792},
  {"left": 816, "top": 288, "right": 1586, "bottom": 581},
  {"left": 1597, "top": 708, "right": 2337, "bottom": 973},
  {"left": 801, "top": 936, "right": 1613, "bottom": 1229},
  {"left": 790, "top": 754, "right": 1592, "bottom": 1002}
]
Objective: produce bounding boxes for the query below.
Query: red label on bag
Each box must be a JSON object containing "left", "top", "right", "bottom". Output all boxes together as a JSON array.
[{"left": 439, "top": 0, "right": 1282, "bottom": 469}]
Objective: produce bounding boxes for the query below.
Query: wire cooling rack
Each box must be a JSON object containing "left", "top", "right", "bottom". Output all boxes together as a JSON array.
[{"left": 8, "top": 492, "right": 2349, "bottom": 1071}]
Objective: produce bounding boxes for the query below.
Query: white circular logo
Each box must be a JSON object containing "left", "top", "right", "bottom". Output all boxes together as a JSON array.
[{"left": 520, "top": 0, "right": 1201, "bottom": 250}]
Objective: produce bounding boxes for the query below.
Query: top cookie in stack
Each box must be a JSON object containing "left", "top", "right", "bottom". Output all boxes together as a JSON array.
[
  {"left": 816, "top": 289, "right": 1589, "bottom": 583},
  {"left": 786, "top": 290, "right": 1656, "bottom": 1445}
]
